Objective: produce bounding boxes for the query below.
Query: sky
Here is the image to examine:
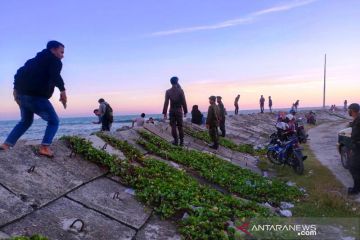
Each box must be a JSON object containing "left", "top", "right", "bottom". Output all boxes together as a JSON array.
[{"left": 0, "top": 0, "right": 359, "bottom": 120}]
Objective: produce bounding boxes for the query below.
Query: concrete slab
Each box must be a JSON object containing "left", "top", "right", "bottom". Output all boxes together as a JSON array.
[
  {"left": 84, "top": 135, "right": 126, "bottom": 159},
  {"left": 1, "top": 197, "right": 136, "bottom": 240},
  {"left": 231, "top": 152, "right": 261, "bottom": 174},
  {"left": 67, "top": 178, "right": 151, "bottom": 229},
  {"left": 111, "top": 130, "right": 148, "bottom": 155},
  {"left": 0, "top": 186, "right": 33, "bottom": 226},
  {"left": 0, "top": 141, "right": 106, "bottom": 208},
  {"left": 143, "top": 125, "right": 173, "bottom": 142},
  {"left": 135, "top": 215, "right": 180, "bottom": 240},
  {"left": 0, "top": 231, "right": 9, "bottom": 239}
]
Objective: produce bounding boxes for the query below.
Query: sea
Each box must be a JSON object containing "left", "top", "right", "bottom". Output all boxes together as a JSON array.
[
  {"left": 0, "top": 114, "right": 162, "bottom": 143},
  {"left": 0, "top": 107, "right": 323, "bottom": 143}
]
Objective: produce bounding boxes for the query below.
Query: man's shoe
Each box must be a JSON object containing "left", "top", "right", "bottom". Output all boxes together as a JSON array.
[
  {"left": 348, "top": 187, "right": 360, "bottom": 195},
  {"left": 171, "top": 141, "right": 178, "bottom": 146},
  {"left": 38, "top": 145, "right": 54, "bottom": 158},
  {"left": 179, "top": 142, "right": 184, "bottom": 147},
  {"left": 0, "top": 144, "right": 10, "bottom": 151},
  {"left": 209, "top": 144, "right": 218, "bottom": 150}
]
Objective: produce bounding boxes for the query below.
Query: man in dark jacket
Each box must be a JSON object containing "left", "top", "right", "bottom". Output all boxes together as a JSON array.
[
  {"left": 162, "top": 76, "right": 188, "bottom": 146},
  {"left": 216, "top": 96, "right": 226, "bottom": 137},
  {"left": 191, "top": 105, "right": 203, "bottom": 125},
  {"left": 234, "top": 94, "right": 240, "bottom": 115},
  {"left": 207, "top": 96, "right": 220, "bottom": 149},
  {"left": 348, "top": 103, "right": 360, "bottom": 195},
  {"left": 0, "top": 41, "right": 67, "bottom": 157}
]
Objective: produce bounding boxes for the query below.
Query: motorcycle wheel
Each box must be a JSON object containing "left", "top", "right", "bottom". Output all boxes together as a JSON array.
[
  {"left": 340, "top": 146, "right": 350, "bottom": 169},
  {"left": 292, "top": 150, "right": 304, "bottom": 175},
  {"left": 267, "top": 149, "right": 282, "bottom": 165}
]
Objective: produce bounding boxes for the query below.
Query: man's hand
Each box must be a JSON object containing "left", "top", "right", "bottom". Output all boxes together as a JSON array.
[
  {"left": 60, "top": 91, "right": 67, "bottom": 109},
  {"left": 13, "top": 89, "right": 20, "bottom": 106},
  {"left": 163, "top": 114, "right": 167, "bottom": 120}
]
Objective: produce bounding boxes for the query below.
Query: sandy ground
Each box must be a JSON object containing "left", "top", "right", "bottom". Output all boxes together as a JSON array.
[{"left": 307, "top": 120, "right": 353, "bottom": 190}]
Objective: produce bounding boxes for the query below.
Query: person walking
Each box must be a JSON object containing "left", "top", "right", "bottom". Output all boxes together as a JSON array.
[
  {"left": 206, "top": 96, "right": 220, "bottom": 149},
  {"left": 162, "top": 76, "right": 188, "bottom": 146},
  {"left": 217, "top": 96, "right": 226, "bottom": 137},
  {"left": 268, "top": 96, "right": 273, "bottom": 113},
  {"left": 0, "top": 41, "right": 67, "bottom": 157},
  {"left": 347, "top": 103, "right": 360, "bottom": 195},
  {"left": 98, "top": 98, "right": 113, "bottom": 131},
  {"left": 234, "top": 94, "right": 240, "bottom": 115},
  {"left": 260, "top": 95, "right": 265, "bottom": 113}
]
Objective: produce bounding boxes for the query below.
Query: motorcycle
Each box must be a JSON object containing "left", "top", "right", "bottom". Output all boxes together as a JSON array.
[
  {"left": 295, "top": 118, "right": 308, "bottom": 143},
  {"left": 267, "top": 133, "right": 307, "bottom": 175},
  {"left": 306, "top": 112, "right": 316, "bottom": 125}
]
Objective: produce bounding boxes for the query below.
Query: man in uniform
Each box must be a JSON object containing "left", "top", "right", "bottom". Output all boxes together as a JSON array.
[
  {"left": 163, "top": 76, "right": 188, "bottom": 146},
  {"left": 234, "top": 94, "right": 240, "bottom": 115},
  {"left": 217, "top": 96, "right": 226, "bottom": 137},
  {"left": 206, "top": 96, "right": 220, "bottom": 149},
  {"left": 348, "top": 103, "right": 360, "bottom": 195}
]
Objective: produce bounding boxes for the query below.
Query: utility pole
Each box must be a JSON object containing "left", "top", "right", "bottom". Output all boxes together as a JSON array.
[{"left": 323, "top": 54, "right": 326, "bottom": 108}]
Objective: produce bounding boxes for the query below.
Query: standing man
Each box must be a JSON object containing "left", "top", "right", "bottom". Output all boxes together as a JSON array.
[
  {"left": 268, "top": 96, "right": 273, "bottom": 113},
  {"left": 206, "top": 96, "right": 220, "bottom": 149},
  {"left": 217, "top": 96, "right": 226, "bottom": 137},
  {"left": 294, "top": 100, "right": 300, "bottom": 112},
  {"left": 163, "top": 76, "right": 188, "bottom": 146},
  {"left": 98, "top": 98, "right": 113, "bottom": 131},
  {"left": 260, "top": 95, "right": 265, "bottom": 113},
  {"left": 344, "top": 100, "right": 348, "bottom": 112},
  {"left": 347, "top": 103, "right": 360, "bottom": 195},
  {"left": 234, "top": 94, "right": 240, "bottom": 115},
  {"left": 0, "top": 41, "right": 67, "bottom": 157}
]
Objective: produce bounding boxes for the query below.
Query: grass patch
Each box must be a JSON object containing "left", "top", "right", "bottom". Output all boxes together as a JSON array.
[{"left": 271, "top": 144, "right": 360, "bottom": 217}]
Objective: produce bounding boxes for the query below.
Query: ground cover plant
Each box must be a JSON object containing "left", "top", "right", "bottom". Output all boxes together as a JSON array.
[
  {"left": 183, "top": 127, "right": 266, "bottom": 155},
  {"left": 62, "top": 135, "right": 272, "bottom": 239},
  {"left": 136, "top": 130, "right": 302, "bottom": 205}
]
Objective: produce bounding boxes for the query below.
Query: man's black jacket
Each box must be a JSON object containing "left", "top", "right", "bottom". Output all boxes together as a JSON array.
[{"left": 14, "top": 49, "right": 65, "bottom": 99}]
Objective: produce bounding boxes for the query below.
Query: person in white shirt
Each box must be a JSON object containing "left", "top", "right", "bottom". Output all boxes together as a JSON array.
[{"left": 132, "top": 113, "right": 145, "bottom": 127}]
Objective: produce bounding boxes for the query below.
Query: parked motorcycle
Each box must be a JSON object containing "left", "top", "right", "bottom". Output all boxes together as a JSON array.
[{"left": 267, "top": 133, "right": 307, "bottom": 175}]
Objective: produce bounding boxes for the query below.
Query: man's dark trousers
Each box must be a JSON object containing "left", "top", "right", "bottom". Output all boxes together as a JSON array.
[{"left": 170, "top": 109, "right": 184, "bottom": 144}]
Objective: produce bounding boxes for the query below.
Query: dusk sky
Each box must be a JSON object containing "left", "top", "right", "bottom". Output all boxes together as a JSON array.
[{"left": 1, "top": 0, "right": 359, "bottom": 120}]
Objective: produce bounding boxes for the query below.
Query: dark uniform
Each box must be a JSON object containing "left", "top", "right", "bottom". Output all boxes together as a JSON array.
[
  {"left": 269, "top": 97, "right": 273, "bottom": 113},
  {"left": 260, "top": 96, "right": 265, "bottom": 113},
  {"left": 163, "top": 84, "right": 188, "bottom": 145},
  {"left": 234, "top": 95, "right": 240, "bottom": 115},
  {"left": 349, "top": 114, "right": 360, "bottom": 192},
  {"left": 207, "top": 97, "right": 220, "bottom": 149},
  {"left": 217, "top": 99, "right": 226, "bottom": 137}
]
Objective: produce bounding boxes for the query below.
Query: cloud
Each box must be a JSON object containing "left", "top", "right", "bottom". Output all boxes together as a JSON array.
[{"left": 151, "top": 0, "right": 316, "bottom": 36}]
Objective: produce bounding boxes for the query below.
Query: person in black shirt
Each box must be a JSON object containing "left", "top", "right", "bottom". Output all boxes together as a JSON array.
[{"left": 348, "top": 103, "right": 360, "bottom": 195}]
